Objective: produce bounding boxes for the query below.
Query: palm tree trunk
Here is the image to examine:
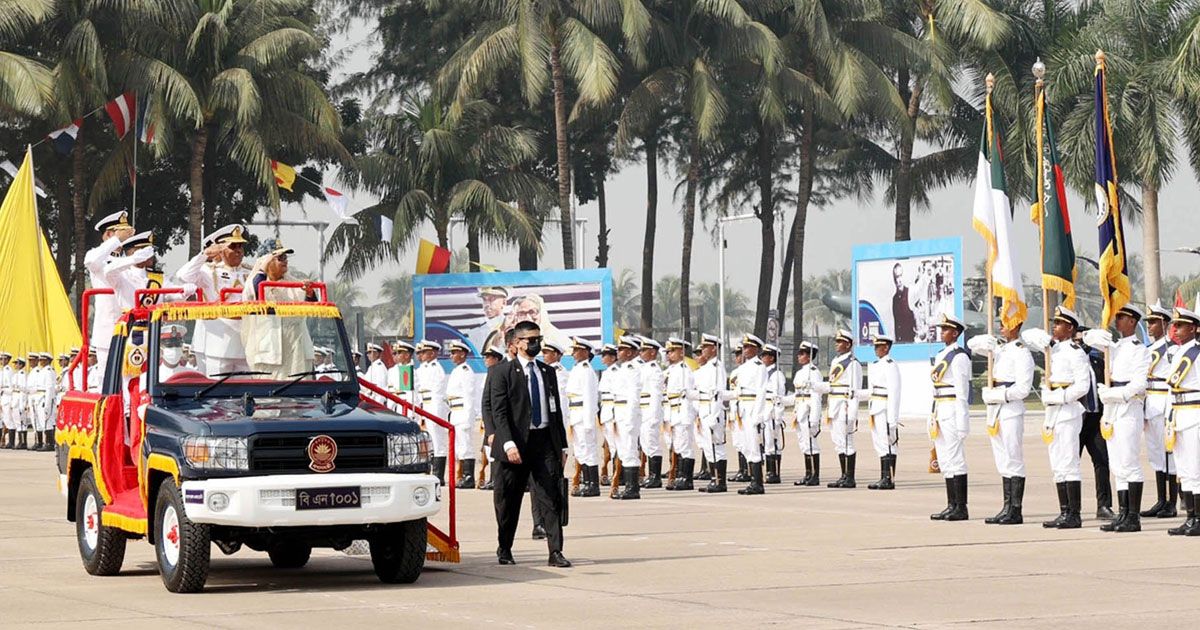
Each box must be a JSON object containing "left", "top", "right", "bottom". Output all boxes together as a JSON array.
[
  {"left": 681, "top": 131, "right": 700, "bottom": 342},
  {"left": 549, "top": 33, "right": 575, "bottom": 269},
  {"left": 753, "top": 125, "right": 776, "bottom": 338},
  {"left": 776, "top": 217, "right": 796, "bottom": 341},
  {"left": 596, "top": 170, "right": 609, "bottom": 267},
  {"left": 1143, "top": 181, "right": 1161, "bottom": 304},
  {"left": 187, "top": 125, "right": 209, "bottom": 257},
  {"left": 433, "top": 203, "right": 449, "bottom": 249},
  {"left": 640, "top": 137, "right": 658, "bottom": 334},
  {"left": 791, "top": 114, "right": 816, "bottom": 368},
  {"left": 467, "top": 225, "right": 481, "bottom": 269},
  {"left": 71, "top": 125, "right": 88, "bottom": 298},
  {"left": 894, "top": 81, "right": 922, "bottom": 242}
]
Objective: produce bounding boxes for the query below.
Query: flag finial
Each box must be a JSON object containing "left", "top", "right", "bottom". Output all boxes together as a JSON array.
[
  {"left": 1095, "top": 49, "right": 1106, "bottom": 66},
  {"left": 985, "top": 73, "right": 995, "bottom": 93},
  {"left": 1032, "top": 58, "right": 1046, "bottom": 81}
]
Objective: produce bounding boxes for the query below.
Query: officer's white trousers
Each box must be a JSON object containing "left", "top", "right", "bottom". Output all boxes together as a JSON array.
[
  {"left": 934, "top": 424, "right": 968, "bottom": 478},
  {"left": 640, "top": 416, "right": 662, "bottom": 458},
  {"left": 570, "top": 423, "right": 600, "bottom": 466},
  {"left": 614, "top": 419, "right": 641, "bottom": 467},
  {"left": 1173, "top": 424, "right": 1200, "bottom": 493},
  {"left": 1109, "top": 416, "right": 1145, "bottom": 489},
  {"left": 987, "top": 414, "right": 1025, "bottom": 478},
  {"left": 670, "top": 423, "right": 695, "bottom": 459},
  {"left": 1145, "top": 413, "right": 1171, "bottom": 473},
  {"left": 1047, "top": 412, "right": 1083, "bottom": 483},
  {"left": 830, "top": 413, "right": 857, "bottom": 456}
]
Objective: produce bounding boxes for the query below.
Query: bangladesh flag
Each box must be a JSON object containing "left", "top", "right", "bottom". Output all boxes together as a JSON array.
[{"left": 1032, "top": 89, "right": 1076, "bottom": 309}]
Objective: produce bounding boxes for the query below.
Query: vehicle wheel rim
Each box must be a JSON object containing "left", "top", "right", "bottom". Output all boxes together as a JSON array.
[
  {"left": 82, "top": 494, "right": 99, "bottom": 551},
  {"left": 161, "top": 505, "right": 181, "bottom": 567}
]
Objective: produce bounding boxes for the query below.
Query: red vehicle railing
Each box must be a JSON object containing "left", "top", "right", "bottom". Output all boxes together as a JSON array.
[
  {"left": 75, "top": 288, "right": 115, "bottom": 391},
  {"left": 256, "top": 280, "right": 328, "bottom": 302},
  {"left": 357, "top": 377, "right": 458, "bottom": 562},
  {"left": 219, "top": 287, "right": 242, "bottom": 302}
]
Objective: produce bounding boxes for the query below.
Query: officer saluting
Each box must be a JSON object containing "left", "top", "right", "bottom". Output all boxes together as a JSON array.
[
  {"left": 972, "top": 319, "right": 1034, "bottom": 525},
  {"left": 174, "top": 224, "right": 253, "bottom": 374},
  {"left": 1094, "top": 305, "right": 1151, "bottom": 532},
  {"left": 1142, "top": 303, "right": 1179, "bottom": 518},
  {"left": 864, "top": 335, "right": 900, "bottom": 490},
  {"left": 84, "top": 211, "right": 134, "bottom": 368},
  {"left": 1165, "top": 307, "right": 1200, "bottom": 536},
  {"left": 929, "top": 313, "right": 971, "bottom": 521},
  {"left": 816, "top": 329, "right": 862, "bottom": 489},
  {"left": 788, "top": 341, "right": 823, "bottom": 486}
]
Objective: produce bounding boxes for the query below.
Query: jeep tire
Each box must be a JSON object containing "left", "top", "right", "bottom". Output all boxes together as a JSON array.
[
  {"left": 76, "top": 468, "right": 127, "bottom": 576},
  {"left": 268, "top": 541, "right": 312, "bottom": 569},
  {"left": 154, "top": 479, "right": 211, "bottom": 593},
  {"left": 369, "top": 518, "right": 426, "bottom": 584}
]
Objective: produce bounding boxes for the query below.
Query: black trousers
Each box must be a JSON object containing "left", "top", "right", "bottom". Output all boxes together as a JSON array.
[
  {"left": 494, "top": 428, "right": 564, "bottom": 554},
  {"left": 1080, "top": 411, "right": 1112, "bottom": 506}
]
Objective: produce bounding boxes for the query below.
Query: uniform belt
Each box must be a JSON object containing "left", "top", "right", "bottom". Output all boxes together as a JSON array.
[
  {"left": 737, "top": 395, "right": 757, "bottom": 401},
  {"left": 934, "top": 394, "right": 957, "bottom": 401},
  {"left": 449, "top": 404, "right": 464, "bottom": 410},
  {"left": 569, "top": 401, "right": 583, "bottom": 408},
  {"left": 1048, "top": 382, "right": 1073, "bottom": 390},
  {"left": 1149, "top": 377, "right": 1167, "bottom": 382},
  {"left": 1111, "top": 381, "right": 1129, "bottom": 387},
  {"left": 666, "top": 393, "right": 683, "bottom": 400},
  {"left": 1173, "top": 391, "right": 1200, "bottom": 406},
  {"left": 994, "top": 381, "right": 1014, "bottom": 387}
]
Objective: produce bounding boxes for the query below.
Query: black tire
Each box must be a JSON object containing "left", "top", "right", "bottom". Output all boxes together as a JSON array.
[
  {"left": 369, "top": 518, "right": 427, "bottom": 584},
  {"left": 267, "top": 542, "right": 312, "bottom": 569},
  {"left": 75, "top": 468, "right": 127, "bottom": 576},
  {"left": 154, "top": 480, "right": 211, "bottom": 593}
]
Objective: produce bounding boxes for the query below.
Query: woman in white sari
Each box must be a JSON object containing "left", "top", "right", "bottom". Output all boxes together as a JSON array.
[{"left": 240, "top": 243, "right": 319, "bottom": 379}]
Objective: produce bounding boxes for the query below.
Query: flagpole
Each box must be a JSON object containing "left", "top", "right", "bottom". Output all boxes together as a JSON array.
[
  {"left": 984, "top": 73, "right": 996, "bottom": 389},
  {"left": 131, "top": 132, "right": 138, "bottom": 225},
  {"left": 1033, "top": 60, "right": 1052, "bottom": 378}
]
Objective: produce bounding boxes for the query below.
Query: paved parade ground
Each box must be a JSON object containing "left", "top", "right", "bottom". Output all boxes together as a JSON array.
[{"left": 2, "top": 417, "right": 1198, "bottom": 629}]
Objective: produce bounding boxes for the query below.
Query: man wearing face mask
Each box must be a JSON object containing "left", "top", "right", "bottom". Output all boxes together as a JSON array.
[
  {"left": 488, "top": 320, "right": 571, "bottom": 568},
  {"left": 159, "top": 325, "right": 188, "bottom": 381}
]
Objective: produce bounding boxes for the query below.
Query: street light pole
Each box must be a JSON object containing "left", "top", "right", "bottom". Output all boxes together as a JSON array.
[{"left": 717, "top": 213, "right": 757, "bottom": 347}]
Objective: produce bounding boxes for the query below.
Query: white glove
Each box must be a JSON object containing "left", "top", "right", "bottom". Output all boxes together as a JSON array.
[
  {"left": 981, "top": 386, "right": 1007, "bottom": 405},
  {"left": 1021, "top": 328, "right": 1053, "bottom": 352},
  {"left": 855, "top": 389, "right": 871, "bottom": 402},
  {"left": 812, "top": 382, "right": 831, "bottom": 395},
  {"left": 967, "top": 335, "right": 998, "bottom": 355},
  {"left": 1098, "top": 384, "right": 1125, "bottom": 404},
  {"left": 131, "top": 247, "right": 155, "bottom": 264},
  {"left": 1082, "top": 328, "right": 1115, "bottom": 350},
  {"left": 1041, "top": 387, "right": 1065, "bottom": 405},
  {"left": 180, "top": 282, "right": 198, "bottom": 298}
]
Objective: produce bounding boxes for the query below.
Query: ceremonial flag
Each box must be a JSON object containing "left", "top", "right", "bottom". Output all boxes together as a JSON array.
[
  {"left": 1176, "top": 288, "right": 1186, "bottom": 309},
  {"left": 136, "top": 94, "right": 155, "bottom": 144},
  {"left": 47, "top": 120, "right": 82, "bottom": 155},
  {"left": 0, "top": 161, "right": 47, "bottom": 199},
  {"left": 323, "top": 186, "right": 351, "bottom": 220},
  {"left": 271, "top": 160, "right": 296, "bottom": 191},
  {"left": 0, "top": 148, "right": 82, "bottom": 358},
  {"left": 380, "top": 214, "right": 393, "bottom": 244},
  {"left": 105, "top": 92, "right": 137, "bottom": 139},
  {"left": 971, "top": 77, "right": 1027, "bottom": 329},
  {"left": 1094, "top": 51, "right": 1132, "bottom": 329},
  {"left": 416, "top": 238, "right": 450, "bottom": 274},
  {"left": 1032, "top": 79, "right": 1076, "bottom": 309}
]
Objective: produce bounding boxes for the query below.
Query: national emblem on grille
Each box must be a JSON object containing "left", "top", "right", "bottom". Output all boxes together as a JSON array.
[{"left": 307, "top": 435, "right": 337, "bottom": 473}]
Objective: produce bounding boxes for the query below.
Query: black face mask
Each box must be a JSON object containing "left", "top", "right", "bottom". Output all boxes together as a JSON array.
[{"left": 524, "top": 341, "right": 542, "bottom": 358}]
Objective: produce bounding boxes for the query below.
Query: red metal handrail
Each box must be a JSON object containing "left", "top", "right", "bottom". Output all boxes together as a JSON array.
[
  {"left": 133, "top": 286, "right": 185, "bottom": 308},
  {"left": 256, "top": 280, "right": 328, "bottom": 302},
  {"left": 357, "top": 377, "right": 457, "bottom": 551},
  {"left": 78, "top": 288, "right": 115, "bottom": 391},
  {"left": 219, "top": 287, "right": 242, "bottom": 302}
]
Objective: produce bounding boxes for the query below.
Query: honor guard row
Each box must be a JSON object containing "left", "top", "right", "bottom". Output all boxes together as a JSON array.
[{"left": 0, "top": 350, "right": 83, "bottom": 451}]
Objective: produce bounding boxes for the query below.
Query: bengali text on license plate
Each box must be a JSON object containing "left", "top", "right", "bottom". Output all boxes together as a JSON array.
[{"left": 295, "top": 486, "right": 361, "bottom": 510}]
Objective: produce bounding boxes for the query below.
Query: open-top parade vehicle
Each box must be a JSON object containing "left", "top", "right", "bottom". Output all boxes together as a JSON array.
[{"left": 55, "top": 282, "right": 459, "bottom": 592}]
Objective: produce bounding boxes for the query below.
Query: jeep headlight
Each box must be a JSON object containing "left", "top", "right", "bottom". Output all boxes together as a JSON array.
[
  {"left": 387, "top": 432, "right": 431, "bottom": 468},
  {"left": 183, "top": 436, "right": 249, "bottom": 471}
]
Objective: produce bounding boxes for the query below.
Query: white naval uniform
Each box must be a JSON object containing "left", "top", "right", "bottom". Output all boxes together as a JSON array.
[
  {"left": 789, "top": 364, "right": 823, "bottom": 455},
  {"left": 1145, "top": 337, "right": 1176, "bottom": 474},
  {"left": 363, "top": 358, "right": 389, "bottom": 404},
  {"left": 84, "top": 237, "right": 125, "bottom": 368},
  {"left": 726, "top": 357, "right": 768, "bottom": 463},
  {"left": 665, "top": 361, "right": 696, "bottom": 460},
  {"left": 985, "top": 340, "right": 1034, "bottom": 478},
  {"left": 866, "top": 355, "right": 901, "bottom": 458},
  {"left": 445, "top": 362, "right": 479, "bottom": 461},
  {"left": 415, "top": 359, "right": 449, "bottom": 457},
  {"left": 32, "top": 366, "right": 57, "bottom": 432},
  {"left": 1, "top": 365, "right": 13, "bottom": 431},
  {"left": 12, "top": 370, "right": 28, "bottom": 429},
  {"left": 1165, "top": 340, "right": 1200, "bottom": 493},
  {"left": 175, "top": 255, "right": 252, "bottom": 375},
  {"left": 1041, "top": 341, "right": 1091, "bottom": 483},
  {"left": 930, "top": 345, "right": 971, "bottom": 478},
  {"left": 637, "top": 359, "right": 665, "bottom": 459},
  {"left": 566, "top": 361, "right": 601, "bottom": 466},
  {"left": 691, "top": 359, "right": 727, "bottom": 462},
  {"left": 820, "top": 353, "right": 862, "bottom": 457},
  {"left": 1100, "top": 335, "right": 1151, "bottom": 490},
  {"left": 762, "top": 365, "right": 786, "bottom": 456},
  {"left": 609, "top": 360, "right": 643, "bottom": 467},
  {"left": 598, "top": 364, "right": 618, "bottom": 461}
]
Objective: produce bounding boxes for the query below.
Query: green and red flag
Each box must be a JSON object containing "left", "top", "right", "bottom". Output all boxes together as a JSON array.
[{"left": 1032, "top": 80, "right": 1076, "bottom": 309}]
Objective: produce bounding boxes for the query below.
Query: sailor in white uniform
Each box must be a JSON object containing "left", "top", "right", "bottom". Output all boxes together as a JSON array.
[
  {"left": 362, "top": 342, "right": 389, "bottom": 404},
  {"left": 636, "top": 337, "right": 666, "bottom": 488},
  {"left": 928, "top": 314, "right": 972, "bottom": 521},
  {"left": 760, "top": 343, "right": 787, "bottom": 484},
  {"left": 788, "top": 342, "right": 823, "bottom": 486},
  {"left": 10, "top": 357, "right": 27, "bottom": 449},
  {"left": 864, "top": 335, "right": 901, "bottom": 490},
  {"left": 663, "top": 337, "right": 697, "bottom": 490},
  {"left": 444, "top": 340, "right": 479, "bottom": 489},
  {"left": 611, "top": 336, "right": 644, "bottom": 500},
  {"left": 725, "top": 335, "right": 768, "bottom": 495},
  {"left": 84, "top": 211, "right": 135, "bottom": 368},
  {"left": 565, "top": 337, "right": 601, "bottom": 497},
  {"left": 386, "top": 340, "right": 417, "bottom": 411},
  {"left": 173, "top": 223, "right": 253, "bottom": 375},
  {"left": 816, "top": 330, "right": 862, "bottom": 489},
  {"left": 1142, "top": 303, "right": 1179, "bottom": 518},
  {"left": 691, "top": 334, "right": 728, "bottom": 493},
  {"left": 415, "top": 340, "right": 449, "bottom": 483},
  {"left": 972, "top": 321, "right": 1034, "bottom": 525},
  {"left": 1164, "top": 308, "right": 1200, "bottom": 536},
  {"left": 0, "top": 352, "right": 12, "bottom": 449}
]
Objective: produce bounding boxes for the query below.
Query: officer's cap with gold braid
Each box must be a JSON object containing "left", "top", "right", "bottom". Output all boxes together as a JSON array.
[
  {"left": 392, "top": 340, "right": 416, "bottom": 352},
  {"left": 700, "top": 333, "right": 721, "bottom": 347},
  {"left": 666, "top": 337, "right": 691, "bottom": 351},
  {"left": 1117, "top": 304, "right": 1143, "bottom": 321},
  {"left": 639, "top": 337, "right": 662, "bottom": 351},
  {"left": 543, "top": 340, "right": 566, "bottom": 355},
  {"left": 936, "top": 312, "right": 966, "bottom": 332},
  {"left": 600, "top": 343, "right": 618, "bottom": 355},
  {"left": 484, "top": 344, "right": 506, "bottom": 358},
  {"left": 447, "top": 340, "right": 470, "bottom": 353},
  {"left": 1052, "top": 306, "right": 1080, "bottom": 329},
  {"left": 1173, "top": 307, "right": 1200, "bottom": 327},
  {"left": 121, "top": 231, "right": 154, "bottom": 252},
  {"left": 617, "top": 335, "right": 641, "bottom": 350},
  {"left": 204, "top": 223, "right": 250, "bottom": 248},
  {"left": 571, "top": 336, "right": 597, "bottom": 354},
  {"left": 834, "top": 329, "right": 853, "bottom": 344},
  {"left": 94, "top": 210, "right": 130, "bottom": 232},
  {"left": 762, "top": 343, "right": 780, "bottom": 356},
  {"left": 873, "top": 334, "right": 894, "bottom": 346},
  {"left": 742, "top": 334, "right": 764, "bottom": 349},
  {"left": 1146, "top": 302, "right": 1173, "bottom": 322},
  {"left": 366, "top": 342, "right": 384, "bottom": 353}
]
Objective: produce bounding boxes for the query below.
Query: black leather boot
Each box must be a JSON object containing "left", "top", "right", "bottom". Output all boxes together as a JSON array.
[
  {"left": 642, "top": 456, "right": 663, "bottom": 488},
  {"left": 738, "top": 461, "right": 765, "bottom": 495},
  {"left": 1043, "top": 482, "right": 1069, "bottom": 528},
  {"left": 42, "top": 429, "right": 55, "bottom": 451},
  {"left": 583, "top": 466, "right": 601, "bottom": 497},
  {"left": 805, "top": 454, "right": 821, "bottom": 486},
  {"left": 710, "top": 459, "right": 728, "bottom": 493},
  {"left": 1095, "top": 467, "right": 1114, "bottom": 520},
  {"left": 616, "top": 467, "right": 641, "bottom": 500},
  {"left": 869, "top": 456, "right": 894, "bottom": 490},
  {"left": 986, "top": 477, "right": 1011, "bottom": 524},
  {"left": 931, "top": 477, "right": 955, "bottom": 520},
  {"left": 732, "top": 453, "right": 750, "bottom": 482},
  {"left": 766, "top": 455, "right": 781, "bottom": 484},
  {"left": 16, "top": 430, "right": 27, "bottom": 450},
  {"left": 1142, "top": 470, "right": 1168, "bottom": 517},
  {"left": 828, "top": 453, "right": 848, "bottom": 488},
  {"left": 3, "top": 428, "right": 12, "bottom": 449},
  {"left": 796, "top": 454, "right": 812, "bottom": 486},
  {"left": 947, "top": 475, "right": 969, "bottom": 521},
  {"left": 456, "top": 459, "right": 476, "bottom": 489},
  {"left": 675, "top": 458, "right": 695, "bottom": 490},
  {"left": 32, "top": 430, "right": 43, "bottom": 451},
  {"left": 998, "top": 477, "right": 1024, "bottom": 524},
  {"left": 1101, "top": 489, "right": 1128, "bottom": 532},
  {"left": 1059, "top": 481, "right": 1082, "bottom": 528},
  {"left": 696, "top": 454, "right": 711, "bottom": 480},
  {"left": 842, "top": 453, "right": 857, "bottom": 488},
  {"left": 1160, "top": 474, "right": 1179, "bottom": 518},
  {"left": 1168, "top": 491, "right": 1197, "bottom": 535},
  {"left": 1114, "top": 482, "right": 1143, "bottom": 532}
]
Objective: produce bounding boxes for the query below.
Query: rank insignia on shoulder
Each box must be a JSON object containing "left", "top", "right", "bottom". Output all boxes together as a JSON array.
[{"left": 1014, "top": 341, "right": 1024, "bottom": 347}]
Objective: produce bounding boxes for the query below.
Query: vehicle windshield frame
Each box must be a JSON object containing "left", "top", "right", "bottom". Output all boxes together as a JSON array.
[{"left": 146, "top": 302, "right": 359, "bottom": 399}]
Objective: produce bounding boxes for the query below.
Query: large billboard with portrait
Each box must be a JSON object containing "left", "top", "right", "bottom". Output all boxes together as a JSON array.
[
  {"left": 851, "top": 238, "right": 962, "bottom": 362},
  {"left": 413, "top": 269, "right": 614, "bottom": 369}
]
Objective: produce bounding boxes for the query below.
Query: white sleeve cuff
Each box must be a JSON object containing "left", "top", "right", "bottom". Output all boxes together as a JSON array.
[{"left": 502, "top": 440, "right": 516, "bottom": 453}]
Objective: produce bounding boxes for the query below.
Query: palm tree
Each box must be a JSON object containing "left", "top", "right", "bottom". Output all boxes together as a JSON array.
[
  {"left": 653, "top": 274, "right": 683, "bottom": 334},
  {"left": 610, "top": 267, "right": 640, "bottom": 330},
  {"left": 325, "top": 97, "right": 545, "bottom": 279},
  {"left": 690, "top": 280, "right": 753, "bottom": 340},
  {"left": 438, "top": 0, "right": 653, "bottom": 269},
  {"left": 0, "top": 0, "right": 54, "bottom": 117}
]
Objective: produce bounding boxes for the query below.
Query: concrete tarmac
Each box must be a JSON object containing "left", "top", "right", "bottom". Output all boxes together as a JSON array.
[{"left": 1, "top": 418, "right": 1197, "bottom": 629}]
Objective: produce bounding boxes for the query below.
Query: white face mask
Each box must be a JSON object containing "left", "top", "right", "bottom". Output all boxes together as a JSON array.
[{"left": 162, "top": 347, "right": 182, "bottom": 364}]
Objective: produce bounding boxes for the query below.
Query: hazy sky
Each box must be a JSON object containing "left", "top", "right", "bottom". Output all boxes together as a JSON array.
[{"left": 157, "top": 18, "right": 1200, "bottom": 311}]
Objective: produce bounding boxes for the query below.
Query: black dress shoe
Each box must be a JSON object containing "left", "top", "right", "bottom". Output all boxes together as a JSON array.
[
  {"left": 497, "top": 548, "right": 516, "bottom": 565},
  {"left": 547, "top": 551, "right": 572, "bottom": 568},
  {"left": 532, "top": 524, "right": 547, "bottom": 540}
]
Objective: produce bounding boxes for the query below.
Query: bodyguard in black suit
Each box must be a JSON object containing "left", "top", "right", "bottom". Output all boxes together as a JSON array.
[{"left": 488, "top": 320, "right": 571, "bottom": 567}]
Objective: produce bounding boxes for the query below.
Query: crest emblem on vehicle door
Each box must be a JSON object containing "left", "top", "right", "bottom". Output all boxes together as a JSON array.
[{"left": 307, "top": 435, "right": 337, "bottom": 473}]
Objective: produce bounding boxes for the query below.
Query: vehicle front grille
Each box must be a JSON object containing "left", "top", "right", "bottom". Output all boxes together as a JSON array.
[{"left": 249, "top": 432, "right": 387, "bottom": 474}]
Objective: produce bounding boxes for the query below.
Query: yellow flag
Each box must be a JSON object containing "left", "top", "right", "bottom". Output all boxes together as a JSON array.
[
  {"left": 271, "top": 160, "right": 296, "bottom": 192},
  {"left": 0, "top": 148, "right": 82, "bottom": 358}
]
